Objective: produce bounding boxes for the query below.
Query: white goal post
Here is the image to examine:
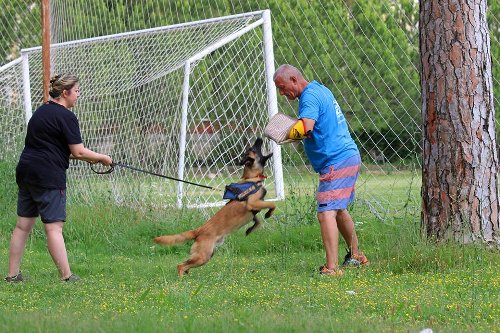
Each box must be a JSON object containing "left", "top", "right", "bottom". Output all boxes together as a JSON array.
[
  {"left": 18, "top": 10, "right": 284, "bottom": 209},
  {"left": 0, "top": 58, "right": 26, "bottom": 161}
]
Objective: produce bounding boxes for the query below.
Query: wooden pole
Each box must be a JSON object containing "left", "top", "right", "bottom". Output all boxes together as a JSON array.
[{"left": 41, "top": 0, "right": 50, "bottom": 102}]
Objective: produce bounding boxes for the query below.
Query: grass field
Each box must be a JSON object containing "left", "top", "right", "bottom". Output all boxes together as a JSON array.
[{"left": 0, "top": 162, "right": 498, "bottom": 333}]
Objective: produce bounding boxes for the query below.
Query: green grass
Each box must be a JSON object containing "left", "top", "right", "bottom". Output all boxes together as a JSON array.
[{"left": 0, "top": 161, "right": 498, "bottom": 333}]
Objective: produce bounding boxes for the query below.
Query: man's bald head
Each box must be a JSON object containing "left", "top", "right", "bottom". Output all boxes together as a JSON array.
[
  {"left": 273, "top": 64, "right": 305, "bottom": 81},
  {"left": 273, "top": 64, "right": 309, "bottom": 100}
]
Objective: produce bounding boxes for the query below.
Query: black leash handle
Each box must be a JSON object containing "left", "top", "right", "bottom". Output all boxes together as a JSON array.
[
  {"left": 90, "top": 162, "right": 217, "bottom": 190},
  {"left": 89, "top": 162, "right": 114, "bottom": 174}
]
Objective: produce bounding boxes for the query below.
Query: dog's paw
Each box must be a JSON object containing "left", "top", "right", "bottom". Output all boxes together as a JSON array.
[
  {"left": 177, "top": 264, "right": 187, "bottom": 277},
  {"left": 246, "top": 225, "right": 257, "bottom": 236},
  {"left": 246, "top": 221, "right": 261, "bottom": 236},
  {"left": 245, "top": 226, "right": 255, "bottom": 236}
]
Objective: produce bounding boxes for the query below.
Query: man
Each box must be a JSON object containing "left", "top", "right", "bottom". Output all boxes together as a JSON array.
[{"left": 273, "top": 64, "right": 368, "bottom": 276}]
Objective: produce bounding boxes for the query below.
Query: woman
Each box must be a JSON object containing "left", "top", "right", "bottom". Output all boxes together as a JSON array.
[{"left": 5, "top": 74, "right": 113, "bottom": 282}]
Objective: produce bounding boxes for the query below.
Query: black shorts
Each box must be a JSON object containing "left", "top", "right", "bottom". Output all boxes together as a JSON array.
[{"left": 17, "top": 184, "right": 66, "bottom": 223}]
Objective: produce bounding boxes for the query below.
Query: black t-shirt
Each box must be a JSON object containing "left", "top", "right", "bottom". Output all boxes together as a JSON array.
[{"left": 16, "top": 101, "right": 83, "bottom": 189}]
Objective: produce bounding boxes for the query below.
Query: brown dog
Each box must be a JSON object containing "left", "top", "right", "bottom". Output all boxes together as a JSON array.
[{"left": 153, "top": 138, "right": 276, "bottom": 276}]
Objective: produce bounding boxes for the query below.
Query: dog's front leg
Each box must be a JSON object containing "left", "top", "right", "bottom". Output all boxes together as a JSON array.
[
  {"left": 246, "top": 198, "right": 276, "bottom": 219},
  {"left": 246, "top": 216, "right": 262, "bottom": 236},
  {"left": 264, "top": 207, "right": 275, "bottom": 219}
]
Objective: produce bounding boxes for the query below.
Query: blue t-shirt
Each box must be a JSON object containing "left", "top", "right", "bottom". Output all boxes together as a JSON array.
[
  {"left": 298, "top": 81, "right": 358, "bottom": 172},
  {"left": 16, "top": 101, "right": 83, "bottom": 189}
]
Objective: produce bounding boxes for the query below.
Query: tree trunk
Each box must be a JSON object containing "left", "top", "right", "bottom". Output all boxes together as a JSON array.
[{"left": 419, "top": 0, "right": 499, "bottom": 244}]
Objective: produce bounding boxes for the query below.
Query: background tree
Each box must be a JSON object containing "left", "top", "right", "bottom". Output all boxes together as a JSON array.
[
  {"left": 420, "top": 0, "right": 499, "bottom": 244},
  {"left": 4, "top": 0, "right": 499, "bottom": 165},
  {"left": 0, "top": 0, "right": 40, "bottom": 62},
  {"left": 0, "top": 1, "right": 498, "bottom": 216}
]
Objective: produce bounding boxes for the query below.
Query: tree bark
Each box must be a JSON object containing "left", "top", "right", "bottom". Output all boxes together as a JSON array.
[{"left": 419, "top": 0, "right": 499, "bottom": 244}]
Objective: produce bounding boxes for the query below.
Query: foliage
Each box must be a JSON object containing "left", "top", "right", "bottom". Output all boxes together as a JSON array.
[
  {"left": 1, "top": 0, "right": 498, "bottom": 158},
  {"left": 0, "top": 0, "right": 40, "bottom": 62},
  {"left": 489, "top": 0, "right": 500, "bottom": 137}
]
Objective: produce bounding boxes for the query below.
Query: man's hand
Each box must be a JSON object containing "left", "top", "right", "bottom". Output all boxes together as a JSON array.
[{"left": 288, "top": 119, "right": 308, "bottom": 140}]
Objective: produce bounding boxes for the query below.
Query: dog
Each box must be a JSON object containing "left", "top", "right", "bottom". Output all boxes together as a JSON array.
[{"left": 153, "top": 138, "right": 276, "bottom": 277}]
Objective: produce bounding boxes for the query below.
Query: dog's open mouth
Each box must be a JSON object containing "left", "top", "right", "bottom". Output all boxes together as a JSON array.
[{"left": 241, "top": 138, "right": 273, "bottom": 167}]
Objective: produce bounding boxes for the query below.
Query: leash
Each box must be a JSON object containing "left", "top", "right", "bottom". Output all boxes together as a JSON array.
[{"left": 89, "top": 162, "right": 217, "bottom": 190}]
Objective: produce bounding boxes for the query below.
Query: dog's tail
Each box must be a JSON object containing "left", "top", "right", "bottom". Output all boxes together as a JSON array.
[{"left": 153, "top": 230, "right": 196, "bottom": 246}]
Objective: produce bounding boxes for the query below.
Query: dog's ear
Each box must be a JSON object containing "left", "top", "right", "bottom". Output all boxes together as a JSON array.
[
  {"left": 261, "top": 152, "right": 273, "bottom": 166},
  {"left": 240, "top": 156, "right": 255, "bottom": 166}
]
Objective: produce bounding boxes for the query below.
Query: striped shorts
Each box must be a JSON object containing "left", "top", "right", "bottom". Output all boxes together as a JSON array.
[{"left": 316, "top": 154, "right": 361, "bottom": 212}]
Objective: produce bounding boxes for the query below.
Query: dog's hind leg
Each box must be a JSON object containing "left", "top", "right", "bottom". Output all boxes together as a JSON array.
[
  {"left": 177, "top": 238, "right": 216, "bottom": 277},
  {"left": 246, "top": 216, "right": 262, "bottom": 236},
  {"left": 211, "top": 237, "right": 225, "bottom": 258}
]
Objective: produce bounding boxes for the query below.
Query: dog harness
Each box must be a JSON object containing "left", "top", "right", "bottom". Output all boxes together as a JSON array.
[{"left": 223, "top": 181, "right": 263, "bottom": 201}]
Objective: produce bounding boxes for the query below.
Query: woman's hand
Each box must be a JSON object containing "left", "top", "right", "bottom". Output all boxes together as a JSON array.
[{"left": 99, "top": 155, "right": 113, "bottom": 166}]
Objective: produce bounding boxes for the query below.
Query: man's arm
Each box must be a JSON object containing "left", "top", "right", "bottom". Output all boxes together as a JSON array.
[
  {"left": 302, "top": 118, "right": 315, "bottom": 134},
  {"left": 288, "top": 118, "right": 315, "bottom": 140}
]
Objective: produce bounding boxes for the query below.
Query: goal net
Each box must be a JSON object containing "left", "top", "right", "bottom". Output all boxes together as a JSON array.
[
  {"left": 19, "top": 10, "right": 282, "bottom": 209},
  {"left": 1, "top": 1, "right": 440, "bottom": 223},
  {"left": 0, "top": 58, "right": 26, "bottom": 162}
]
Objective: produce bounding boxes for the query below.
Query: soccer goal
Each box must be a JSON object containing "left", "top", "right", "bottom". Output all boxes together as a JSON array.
[
  {"left": 0, "top": 58, "right": 26, "bottom": 162},
  {"left": 18, "top": 10, "right": 284, "bottom": 209}
]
